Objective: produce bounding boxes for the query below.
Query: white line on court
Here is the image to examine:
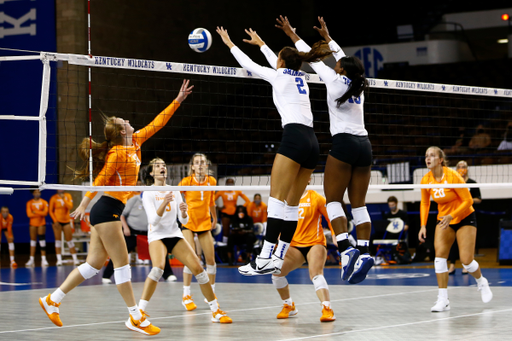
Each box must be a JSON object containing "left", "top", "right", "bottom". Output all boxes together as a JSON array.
[
  {"left": 0, "top": 287, "right": 442, "bottom": 334},
  {"left": 275, "top": 308, "right": 512, "bottom": 341}
]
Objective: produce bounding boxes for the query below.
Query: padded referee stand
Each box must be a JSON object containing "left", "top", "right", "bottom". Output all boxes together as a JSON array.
[
  {"left": 498, "top": 220, "right": 512, "bottom": 265},
  {"left": 374, "top": 218, "right": 406, "bottom": 263}
]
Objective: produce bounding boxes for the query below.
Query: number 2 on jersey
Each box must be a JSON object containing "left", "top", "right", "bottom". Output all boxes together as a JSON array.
[{"left": 295, "top": 77, "right": 307, "bottom": 95}]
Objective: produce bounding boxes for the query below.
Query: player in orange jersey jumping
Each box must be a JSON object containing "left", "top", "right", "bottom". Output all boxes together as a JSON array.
[
  {"left": 419, "top": 146, "right": 492, "bottom": 313},
  {"left": 49, "top": 190, "right": 79, "bottom": 266},
  {"left": 26, "top": 189, "right": 49, "bottom": 267},
  {"left": 38, "top": 79, "right": 193, "bottom": 336},
  {"left": 272, "top": 182, "right": 337, "bottom": 323},
  {"left": 215, "top": 178, "right": 250, "bottom": 246},
  {"left": 178, "top": 153, "right": 218, "bottom": 311},
  {"left": 1, "top": 206, "right": 17, "bottom": 268}
]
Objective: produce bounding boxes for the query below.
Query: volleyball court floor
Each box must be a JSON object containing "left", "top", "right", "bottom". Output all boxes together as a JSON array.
[{"left": 1, "top": 261, "right": 512, "bottom": 341}]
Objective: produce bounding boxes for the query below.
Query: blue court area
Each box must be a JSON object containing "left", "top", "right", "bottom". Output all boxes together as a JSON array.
[{"left": 1, "top": 265, "right": 512, "bottom": 292}]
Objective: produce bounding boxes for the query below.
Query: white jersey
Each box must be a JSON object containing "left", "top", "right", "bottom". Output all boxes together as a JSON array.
[
  {"left": 295, "top": 39, "right": 367, "bottom": 137},
  {"left": 142, "top": 187, "right": 189, "bottom": 244},
  {"left": 230, "top": 45, "right": 313, "bottom": 128}
]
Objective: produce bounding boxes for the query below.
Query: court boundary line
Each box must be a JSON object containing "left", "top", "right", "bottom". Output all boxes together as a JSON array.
[
  {"left": 275, "top": 307, "right": 512, "bottom": 340},
  {"left": 0, "top": 287, "right": 443, "bottom": 334}
]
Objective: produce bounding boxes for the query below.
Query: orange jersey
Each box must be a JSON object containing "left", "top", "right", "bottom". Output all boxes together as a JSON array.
[
  {"left": 291, "top": 190, "right": 334, "bottom": 248},
  {"left": 49, "top": 193, "right": 74, "bottom": 224},
  {"left": 215, "top": 190, "right": 250, "bottom": 215},
  {"left": 1, "top": 214, "right": 13, "bottom": 232},
  {"left": 26, "top": 199, "right": 49, "bottom": 226},
  {"left": 420, "top": 167, "right": 474, "bottom": 226},
  {"left": 247, "top": 201, "right": 267, "bottom": 224},
  {"left": 85, "top": 100, "right": 180, "bottom": 204},
  {"left": 179, "top": 175, "right": 216, "bottom": 232}
]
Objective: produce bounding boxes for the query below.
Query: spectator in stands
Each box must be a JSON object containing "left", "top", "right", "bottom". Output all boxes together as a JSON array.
[
  {"left": 383, "top": 196, "right": 409, "bottom": 232},
  {"left": 468, "top": 124, "right": 491, "bottom": 150},
  {"left": 497, "top": 122, "right": 512, "bottom": 151},
  {"left": 448, "top": 160, "right": 482, "bottom": 275},
  {"left": 1, "top": 206, "right": 16, "bottom": 268},
  {"left": 215, "top": 178, "right": 250, "bottom": 246},
  {"left": 444, "top": 127, "right": 469, "bottom": 155},
  {"left": 227, "top": 205, "right": 255, "bottom": 265},
  {"left": 247, "top": 193, "right": 267, "bottom": 234}
]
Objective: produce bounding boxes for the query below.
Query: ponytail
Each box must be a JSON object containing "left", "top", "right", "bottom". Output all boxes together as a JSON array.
[
  {"left": 279, "top": 41, "right": 332, "bottom": 71},
  {"left": 335, "top": 56, "right": 369, "bottom": 107},
  {"left": 73, "top": 114, "right": 124, "bottom": 180}
]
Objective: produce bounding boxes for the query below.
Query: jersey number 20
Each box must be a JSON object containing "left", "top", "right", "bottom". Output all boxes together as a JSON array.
[{"left": 295, "top": 77, "right": 307, "bottom": 95}]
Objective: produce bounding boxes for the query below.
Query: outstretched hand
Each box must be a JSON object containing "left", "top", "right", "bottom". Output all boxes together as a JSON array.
[
  {"left": 275, "top": 15, "right": 296, "bottom": 36},
  {"left": 175, "top": 79, "right": 194, "bottom": 103},
  {"left": 313, "top": 16, "right": 331, "bottom": 42},
  {"left": 242, "top": 28, "right": 265, "bottom": 47},
  {"left": 216, "top": 26, "right": 235, "bottom": 49}
]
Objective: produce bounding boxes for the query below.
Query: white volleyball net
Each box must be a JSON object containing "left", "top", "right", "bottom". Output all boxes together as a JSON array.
[{"left": 1, "top": 50, "right": 512, "bottom": 202}]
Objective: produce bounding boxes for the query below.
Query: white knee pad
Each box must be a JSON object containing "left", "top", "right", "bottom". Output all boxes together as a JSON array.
[
  {"left": 206, "top": 264, "right": 217, "bottom": 275},
  {"left": 30, "top": 240, "right": 37, "bottom": 247},
  {"left": 78, "top": 262, "right": 100, "bottom": 279},
  {"left": 195, "top": 270, "right": 209, "bottom": 285},
  {"left": 8, "top": 243, "right": 14, "bottom": 251},
  {"left": 312, "top": 275, "right": 329, "bottom": 291},
  {"left": 352, "top": 206, "right": 371, "bottom": 226},
  {"left": 326, "top": 202, "right": 346, "bottom": 221},
  {"left": 462, "top": 260, "right": 479, "bottom": 273},
  {"left": 183, "top": 266, "right": 193, "bottom": 274},
  {"left": 267, "top": 197, "right": 285, "bottom": 220},
  {"left": 283, "top": 204, "right": 299, "bottom": 222},
  {"left": 55, "top": 240, "right": 62, "bottom": 248},
  {"left": 67, "top": 240, "right": 75, "bottom": 249},
  {"left": 39, "top": 239, "right": 46, "bottom": 248},
  {"left": 434, "top": 257, "right": 448, "bottom": 273},
  {"left": 114, "top": 264, "right": 132, "bottom": 284},
  {"left": 148, "top": 267, "right": 164, "bottom": 282},
  {"left": 272, "top": 275, "right": 288, "bottom": 289}
]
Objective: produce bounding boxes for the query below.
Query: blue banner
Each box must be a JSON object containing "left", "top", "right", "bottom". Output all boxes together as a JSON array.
[{"left": 0, "top": 0, "right": 57, "bottom": 243}]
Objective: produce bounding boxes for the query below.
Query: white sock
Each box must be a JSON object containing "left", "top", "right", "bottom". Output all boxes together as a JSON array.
[
  {"left": 260, "top": 241, "right": 275, "bottom": 259},
  {"left": 211, "top": 284, "right": 216, "bottom": 293},
  {"left": 128, "top": 305, "right": 142, "bottom": 320},
  {"left": 336, "top": 233, "right": 349, "bottom": 242},
  {"left": 275, "top": 240, "right": 290, "bottom": 259},
  {"left": 357, "top": 240, "right": 369, "bottom": 247},
  {"left": 438, "top": 288, "right": 448, "bottom": 299},
  {"left": 283, "top": 297, "right": 293, "bottom": 306},
  {"left": 72, "top": 254, "right": 78, "bottom": 262},
  {"left": 56, "top": 254, "right": 62, "bottom": 262},
  {"left": 10, "top": 256, "right": 14, "bottom": 262},
  {"left": 322, "top": 301, "right": 331, "bottom": 308},
  {"left": 139, "top": 299, "right": 149, "bottom": 311},
  {"left": 41, "top": 255, "right": 47, "bottom": 262},
  {"left": 208, "top": 299, "right": 219, "bottom": 312},
  {"left": 30, "top": 256, "right": 34, "bottom": 261},
  {"left": 183, "top": 286, "right": 191, "bottom": 297},
  {"left": 50, "top": 288, "right": 66, "bottom": 304},
  {"left": 476, "top": 276, "right": 485, "bottom": 286}
]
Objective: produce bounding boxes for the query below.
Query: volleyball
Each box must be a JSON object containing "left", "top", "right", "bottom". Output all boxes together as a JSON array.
[{"left": 188, "top": 28, "right": 212, "bottom": 53}]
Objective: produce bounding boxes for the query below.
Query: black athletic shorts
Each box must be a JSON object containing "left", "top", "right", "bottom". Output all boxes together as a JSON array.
[
  {"left": 160, "top": 237, "right": 183, "bottom": 254},
  {"left": 444, "top": 212, "right": 477, "bottom": 232},
  {"left": 277, "top": 123, "right": 319, "bottom": 170},
  {"left": 221, "top": 212, "right": 236, "bottom": 220},
  {"left": 90, "top": 196, "right": 125, "bottom": 226},
  {"left": 294, "top": 245, "right": 327, "bottom": 261},
  {"left": 329, "top": 133, "right": 373, "bottom": 167}
]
